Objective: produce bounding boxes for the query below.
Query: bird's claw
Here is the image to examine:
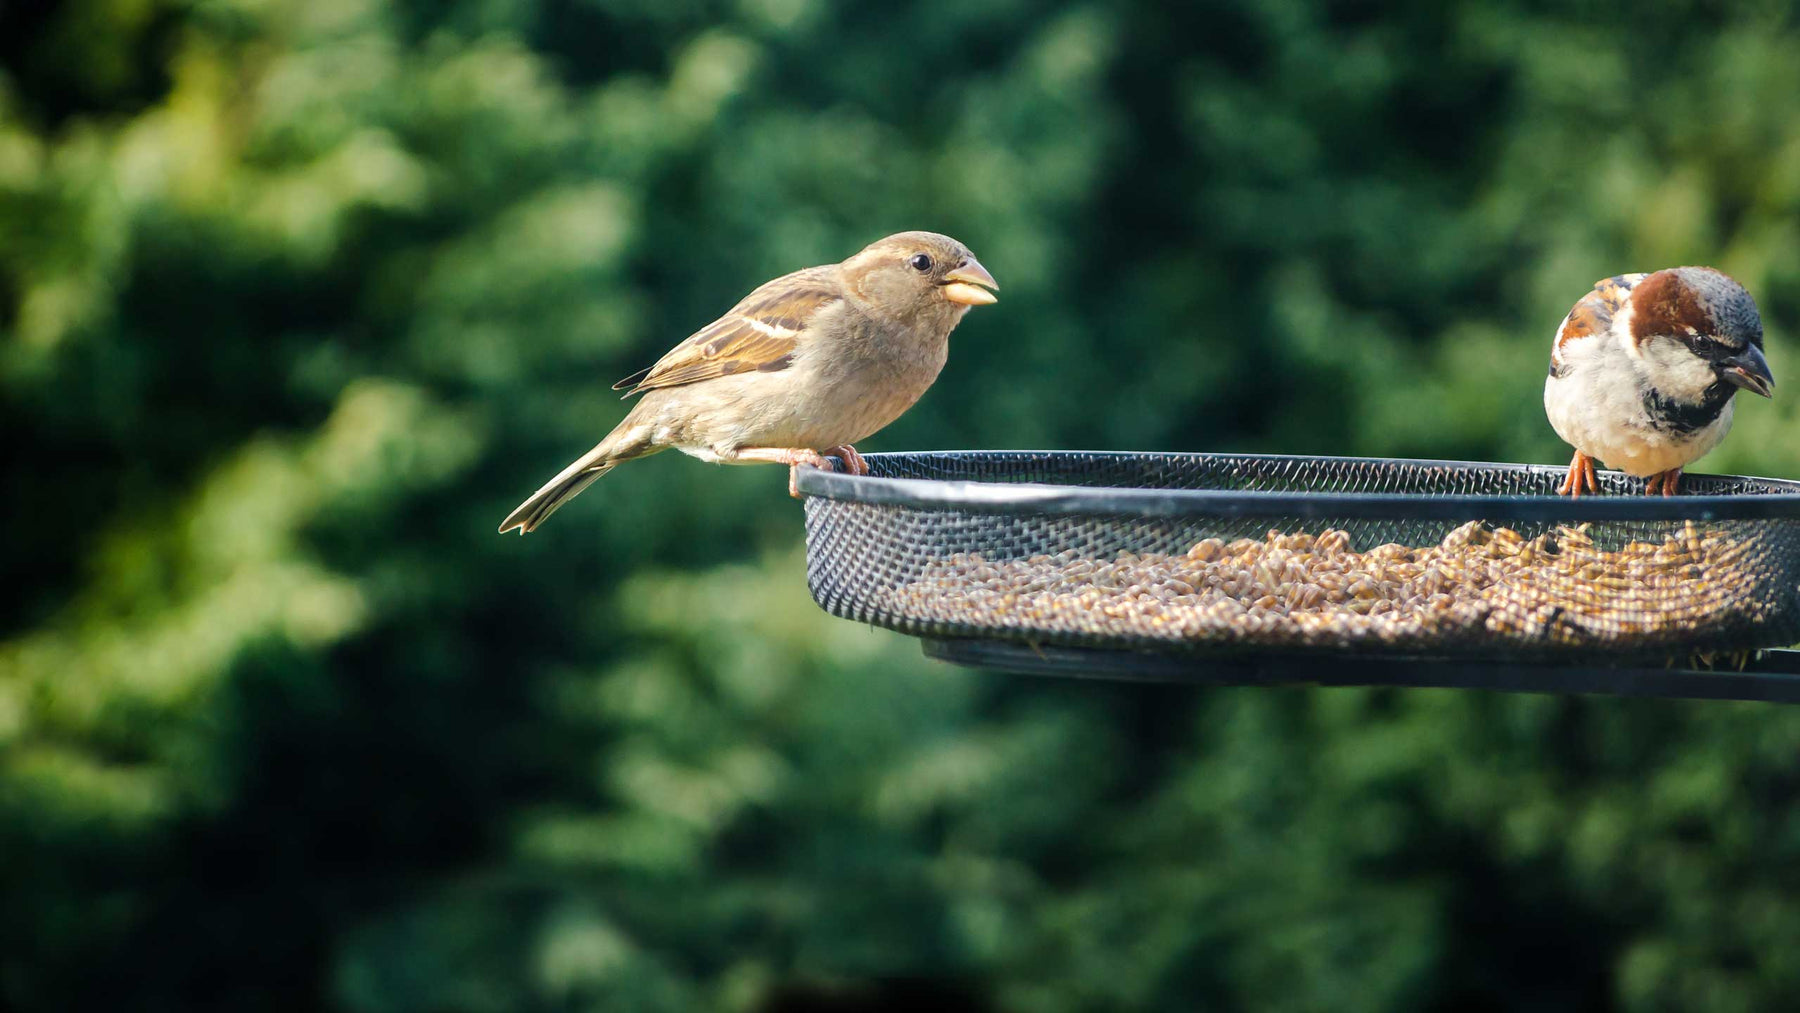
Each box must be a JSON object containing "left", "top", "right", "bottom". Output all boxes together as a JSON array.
[
  {"left": 824, "top": 445, "right": 868, "bottom": 477},
  {"left": 732, "top": 446, "right": 849, "bottom": 498},
  {"left": 785, "top": 446, "right": 866, "bottom": 497},
  {"left": 1556, "top": 452, "right": 1600, "bottom": 497},
  {"left": 781, "top": 449, "right": 832, "bottom": 498}
]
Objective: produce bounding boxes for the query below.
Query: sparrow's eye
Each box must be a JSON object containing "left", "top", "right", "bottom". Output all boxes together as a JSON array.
[
  {"left": 1689, "top": 334, "right": 1733, "bottom": 358},
  {"left": 909, "top": 254, "right": 933, "bottom": 272}
]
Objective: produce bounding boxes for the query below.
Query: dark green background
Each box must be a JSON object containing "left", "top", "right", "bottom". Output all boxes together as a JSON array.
[{"left": 5, "top": 1, "right": 1800, "bottom": 1010}]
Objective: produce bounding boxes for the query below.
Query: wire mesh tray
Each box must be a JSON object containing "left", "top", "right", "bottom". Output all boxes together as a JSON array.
[{"left": 798, "top": 451, "right": 1800, "bottom": 662}]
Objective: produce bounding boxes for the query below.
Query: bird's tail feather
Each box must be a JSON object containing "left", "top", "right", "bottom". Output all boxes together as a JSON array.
[
  {"left": 500, "top": 403, "right": 663, "bottom": 534},
  {"left": 498, "top": 448, "right": 617, "bottom": 534}
]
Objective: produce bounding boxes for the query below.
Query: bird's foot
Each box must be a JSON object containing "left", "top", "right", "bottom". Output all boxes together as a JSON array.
[
  {"left": 1556, "top": 452, "right": 1600, "bottom": 497},
  {"left": 824, "top": 444, "right": 868, "bottom": 477},
  {"left": 1644, "top": 468, "right": 1683, "bottom": 497},
  {"left": 731, "top": 447, "right": 833, "bottom": 498}
]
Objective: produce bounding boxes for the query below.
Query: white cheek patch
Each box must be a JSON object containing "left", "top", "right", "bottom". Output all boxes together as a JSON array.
[{"left": 1638, "top": 337, "right": 1718, "bottom": 402}]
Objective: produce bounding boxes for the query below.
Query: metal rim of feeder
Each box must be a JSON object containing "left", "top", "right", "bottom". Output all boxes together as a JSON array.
[{"left": 795, "top": 450, "right": 1800, "bottom": 519}]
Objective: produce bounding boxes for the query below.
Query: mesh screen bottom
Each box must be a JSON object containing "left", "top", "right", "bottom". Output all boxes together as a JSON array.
[{"left": 801, "top": 452, "right": 1800, "bottom": 660}]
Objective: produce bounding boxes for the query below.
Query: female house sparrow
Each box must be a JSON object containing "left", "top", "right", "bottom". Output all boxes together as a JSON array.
[
  {"left": 1545, "top": 267, "right": 1772, "bottom": 497},
  {"left": 499, "top": 232, "right": 998, "bottom": 533}
]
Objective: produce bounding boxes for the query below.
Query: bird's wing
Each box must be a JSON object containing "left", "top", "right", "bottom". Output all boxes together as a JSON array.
[
  {"left": 614, "top": 267, "right": 841, "bottom": 397},
  {"left": 1550, "top": 274, "right": 1646, "bottom": 375}
]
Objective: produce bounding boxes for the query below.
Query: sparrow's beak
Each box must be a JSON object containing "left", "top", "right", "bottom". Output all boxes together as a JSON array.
[
  {"left": 940, "top": 259, "right": 999, "bottom": 306},
  {"left": 1721, "top": 344, "right": 1775, "bottom": 398}
]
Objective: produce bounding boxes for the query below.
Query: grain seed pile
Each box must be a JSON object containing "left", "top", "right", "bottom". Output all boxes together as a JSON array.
[{"left": 882, "top": 521, "right": 1771, "bottom": 651}]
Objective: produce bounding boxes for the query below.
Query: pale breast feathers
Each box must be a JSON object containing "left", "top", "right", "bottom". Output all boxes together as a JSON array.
[
  {"left": 1548, "top": 273, "right": 1645, "bottom": 378},
  {"left": 614, "top": 269, "right": 842, "bottom": 397}
]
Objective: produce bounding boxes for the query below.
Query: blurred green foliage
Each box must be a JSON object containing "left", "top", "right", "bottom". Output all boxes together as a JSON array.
[{"left": 6, "top": 0, "right": 1800, "bottom": 1010}]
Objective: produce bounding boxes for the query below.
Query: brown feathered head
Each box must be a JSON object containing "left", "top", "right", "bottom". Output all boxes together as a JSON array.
[{"left": 839, "top": 231, "right": 998, "bottom": 323}]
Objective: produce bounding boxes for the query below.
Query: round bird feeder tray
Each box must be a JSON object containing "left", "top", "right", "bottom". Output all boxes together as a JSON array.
[{"left": 796, "top": 451, "right": 1800, "bottom": 703}]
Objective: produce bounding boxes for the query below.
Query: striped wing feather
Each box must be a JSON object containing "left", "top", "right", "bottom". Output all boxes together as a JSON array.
[{"left": 615, "top": 268, "right": 840, "bottom": 397}]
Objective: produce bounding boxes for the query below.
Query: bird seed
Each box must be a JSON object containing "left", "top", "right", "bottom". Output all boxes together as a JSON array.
[{"left": 877, "top": 521, "right": 1769, "bottom": 653}]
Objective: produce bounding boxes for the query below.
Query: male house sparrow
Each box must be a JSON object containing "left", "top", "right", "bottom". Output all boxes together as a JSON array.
[
  {"left": 1545, "top": 267, "right": 1772, "bottom": 497},
  {"left": 499, "top": 231, "right": 998, "bottom": 533}
]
